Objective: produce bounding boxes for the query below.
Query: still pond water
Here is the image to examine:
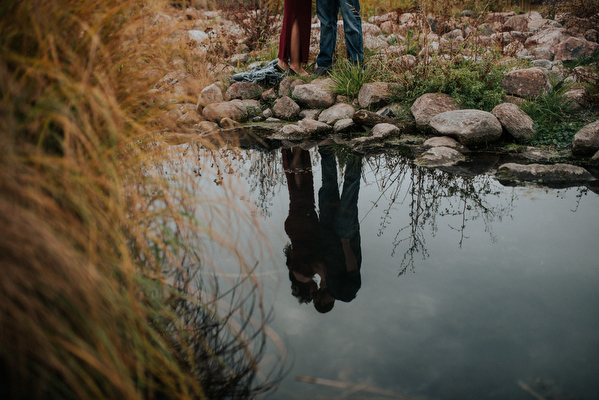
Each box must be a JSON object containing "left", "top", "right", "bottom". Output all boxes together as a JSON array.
[{"left": 175, "top": 141, "right": 599, "bottom": 400}]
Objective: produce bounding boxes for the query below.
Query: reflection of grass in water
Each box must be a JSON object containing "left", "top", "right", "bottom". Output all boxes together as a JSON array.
[{"left": 0, "top": 1, "right": 282, "bottom": 399}]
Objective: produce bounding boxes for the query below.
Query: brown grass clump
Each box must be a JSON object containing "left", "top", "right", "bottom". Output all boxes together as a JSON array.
[{"left": 0, "top": 0, "right": 280, "bottom": 399}]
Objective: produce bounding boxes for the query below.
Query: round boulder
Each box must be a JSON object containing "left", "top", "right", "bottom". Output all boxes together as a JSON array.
[
  {"left": 502, "top": 68, "right": 552, "bottom": 98},
  {"left": 429, "top": 109, "right": 503, "bottom": 146}
]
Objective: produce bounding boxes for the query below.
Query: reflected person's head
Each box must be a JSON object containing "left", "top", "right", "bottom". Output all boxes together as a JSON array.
[
  {"left": 289, "top": 270, "right": 317, "bottom": 304},
  {"left": 313, "top": 288, "right": 335, "bottom": 313}
]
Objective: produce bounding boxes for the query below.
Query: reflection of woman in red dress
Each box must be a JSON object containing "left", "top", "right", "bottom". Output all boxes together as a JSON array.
[
  {"left": 276, "top": 0, "right": 312, "bottom": 76},
  {"left": 282, "top": 147, "right": 319, "bottom": 303}
]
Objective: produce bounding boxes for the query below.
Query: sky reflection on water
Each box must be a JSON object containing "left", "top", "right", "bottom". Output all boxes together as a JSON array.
[{"left": 184, "top": 144, "right": 599, "bottom": 400}]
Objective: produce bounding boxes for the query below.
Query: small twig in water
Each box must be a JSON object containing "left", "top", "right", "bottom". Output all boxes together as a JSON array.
[
  {"left": 297, "top": 375, "right": 421, "bottom": 400},
  {"left": 518, "top": 380, "right": 548, "bottom": 400}
]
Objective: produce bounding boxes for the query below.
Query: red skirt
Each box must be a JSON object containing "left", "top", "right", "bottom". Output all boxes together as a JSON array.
[{"left": 278, "top": 0, "right": 312, "bottom": 63}]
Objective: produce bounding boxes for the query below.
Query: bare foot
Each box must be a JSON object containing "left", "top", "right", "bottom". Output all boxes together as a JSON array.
[
  {"left": 289, "top": 64, "right": 308, "bottom": 77},
  {"left": 277, "top": 60, "right": 289, "bottom": 72}
]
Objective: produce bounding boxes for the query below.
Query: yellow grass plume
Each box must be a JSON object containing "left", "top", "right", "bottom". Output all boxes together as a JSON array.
[{"left": 0, "top": 0, "right": 279, "bottom": 399}]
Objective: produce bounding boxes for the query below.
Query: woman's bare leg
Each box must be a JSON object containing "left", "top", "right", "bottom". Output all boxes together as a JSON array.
[{"left": 290, "top": 17, "right": 308, "bottom": 75}]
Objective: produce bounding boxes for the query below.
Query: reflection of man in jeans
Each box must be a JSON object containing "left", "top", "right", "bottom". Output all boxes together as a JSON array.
[
  {"left": 313, "top": 0, "right": 364, "bottom": 76},
  {"left": 313, "top": 147, "right": 362, "bottom": 313}
]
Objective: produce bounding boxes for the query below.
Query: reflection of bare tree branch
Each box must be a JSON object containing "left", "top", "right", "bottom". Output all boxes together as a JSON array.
[
  {"left": 572, "top": 187, "right": 590, "bottom": 212},
  {"left": 193, "top": 145, "right": 284, "bottom": 218},
  {"left": 244, "top": 150, "right": 283, "bottom": 218},
  {"left": 365, "top": 150, "right": 515, "bottom": 276}
]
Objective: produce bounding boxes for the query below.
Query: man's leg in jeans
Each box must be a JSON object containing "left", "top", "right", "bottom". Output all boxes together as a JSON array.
[
  {"left": 318, "top": 147, "right": 340, "bottom": 227},
  {"left": 316, "top": 0, "right": 339, "bottom": 70},
  {"left": 334, "top": 155, "right": 361, "bottom": 239},
  {"left": 339, "top": 0, "right": 363, "bottom": 64}
]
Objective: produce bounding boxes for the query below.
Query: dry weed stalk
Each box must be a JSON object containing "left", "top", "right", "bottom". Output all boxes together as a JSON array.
[{"left": 0, "top": 0, "right": 281, "bottom": 399}]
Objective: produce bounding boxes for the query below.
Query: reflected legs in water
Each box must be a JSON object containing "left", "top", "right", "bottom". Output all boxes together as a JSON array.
[
  {"left": 282, "top": 147, "right": 320, "bottom": 303},
  {"left": 315, "top": 147, "right": 362, "bottom": 311}
]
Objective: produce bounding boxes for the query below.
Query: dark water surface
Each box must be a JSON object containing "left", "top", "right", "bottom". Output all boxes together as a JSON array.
[{"left": 181, "top": 143, "right": 599, "bottom": 400}]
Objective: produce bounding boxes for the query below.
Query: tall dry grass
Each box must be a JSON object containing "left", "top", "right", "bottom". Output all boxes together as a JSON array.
[{"left": 0, "top": 0, "right": 280, "bottom": 399}]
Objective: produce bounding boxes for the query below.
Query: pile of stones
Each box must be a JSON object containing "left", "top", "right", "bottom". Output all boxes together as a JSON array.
[{"left": 155, "top": 7, "right": 599, "bottom": 186}]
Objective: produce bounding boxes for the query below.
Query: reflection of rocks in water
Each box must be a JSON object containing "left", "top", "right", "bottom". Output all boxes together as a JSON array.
[
  {"left": 417, "top": 146, "right": 466, "bottom": 168},
  {"left": 496, "top": 163, "right": 595, "bottom": 188},
  {"left": 212, "top": 127, "right": 282, "bottom": 151},
  {"left": 586, "top": 180, "right": 599, "bottom": 195},
  {"left": 438, "top": 152, "right": 501, "bottom": 176}
]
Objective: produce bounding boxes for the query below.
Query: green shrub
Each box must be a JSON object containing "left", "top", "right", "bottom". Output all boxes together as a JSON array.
[
  {"left": 525, "top": 121, "right": 583, "bottom": 148},
  {"left": 391, "top": 50, "right": 507, "bottom": 111},
  {"left": 519, "top": 79, "right": 586, "bottom": 148}
]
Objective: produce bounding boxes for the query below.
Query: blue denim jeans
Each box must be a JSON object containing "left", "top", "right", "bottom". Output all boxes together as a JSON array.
[
  {"left": 316, "top": 0, "right": 364, "bottom": 68},
  {"left": 318, "top": 147, "right": 361, "bottom": 239}
]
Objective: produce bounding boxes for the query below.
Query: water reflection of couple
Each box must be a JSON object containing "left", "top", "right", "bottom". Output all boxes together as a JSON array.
[{"left": 283, "top": 146, "right": 362, "bottom": 313}]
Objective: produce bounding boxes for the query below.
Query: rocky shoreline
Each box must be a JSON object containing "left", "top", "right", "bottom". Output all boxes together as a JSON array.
[{"left": 154, "top": 7, "right": 599, "bottom": 188}]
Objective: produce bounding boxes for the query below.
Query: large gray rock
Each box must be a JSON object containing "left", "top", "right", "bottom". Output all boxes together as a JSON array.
[
  {"left": 219, "top": 117, "right": 242, "bottom": 129},
  {"left": 318, "top": 103, "right": 355, "bottom": 125},
  {"left": 292, "top": 83, "right": 336, "bottom": 109},
  {"left": 411, "top": 93, "right": 460, "bottom": 126},
  {"left": 422, "top": 136, "right": 467, "bottom": 152},
  {"left": 297, "top": 118, "right": 333, "bottom": 135},
  {"left": 362, "top": 22, "right": 383, "bottom": 36},
  {"left": 429, "top": 109, "right": 503, "bottom": 146},
  {"left": 299, "top": 109, "right": 321, "bottom": 120},
  {"left": 364, "top": 35, "right": 389, "bottom": 51},
  {"left": 502, "top": 68, "right": 552, "bottom": 98},
  {"left": 525, "top": 27, "right": 571, "bottom": 49},
  {"left": 201, "top": 100, "right": 247, "bottom": 122},
  {"left": 572, "top": 120, "right": 599, "bottom": 156},
  {"left": 496, "top": 163, "right": 594, "bottom": 183},
  {"left": 380, "top": 20, "right": 401, "bottom": 34},
  {"left": 504, "top": 12, "right": 541, "bottom": 32},
  {"left": 585, "top": 29, "right": 599, "bottom": 43},
  {"left": 417, "top": 146, "right": 466, "bottom": 167},
  {"left": 553, "top": 36, "right": 599, "bottom": 62},
  {"left": 278, "top": 76, "right": 304, "bottom": 97},
  {"left": 187, "top": 30, "right": 211, "bottom": 43},
  {"left": 352, "top": 123, "right": 398, "bottom": 143},
  {"left": 370, "top": 123, "right": 400, "bottom": 137},
  {"left": 358, "top": 82, "right": 391, "bottom": 108},
  {"left": 272, "top": 96, "right": 300, "bottom": 120},
  {"left": 333, "top": 118, "right": 362, "bottom": 133},
  {"left": 502, "top": 11, "right": 561, "bottom": 32},
  {"left": 197, "top": 83, "right": 224, "bottom": 109},
  {"left": 261, "top": 87, "right": 277, "bottom": 102},
  {"left": 241, "top": 99, "right": 261, "bottom": 117},
  {"left": 225, "top": 81, "right": 262, "bottom": 100},
  {"left": 564, "top": 88, "right": 589, "bottom": 111},
  {"left": 491, "top": 103, "right": 535, "bottom": 141},
  {"left": 196, "top": 120, "right": 219, "bottom": 134},
  {"left": 271, "top": 124, "right": 306, "bottom": 141}
]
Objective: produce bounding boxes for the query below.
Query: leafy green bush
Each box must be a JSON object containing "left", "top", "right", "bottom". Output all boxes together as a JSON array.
[
  {"left": 519, "top": 79, "right": 586, "bottom": 148},
  {"left": 525, "top": 121, "right": 583, "bottom": 148},
  {"left": 391, "top": 50, "right": 507, "bottom": 111}
]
